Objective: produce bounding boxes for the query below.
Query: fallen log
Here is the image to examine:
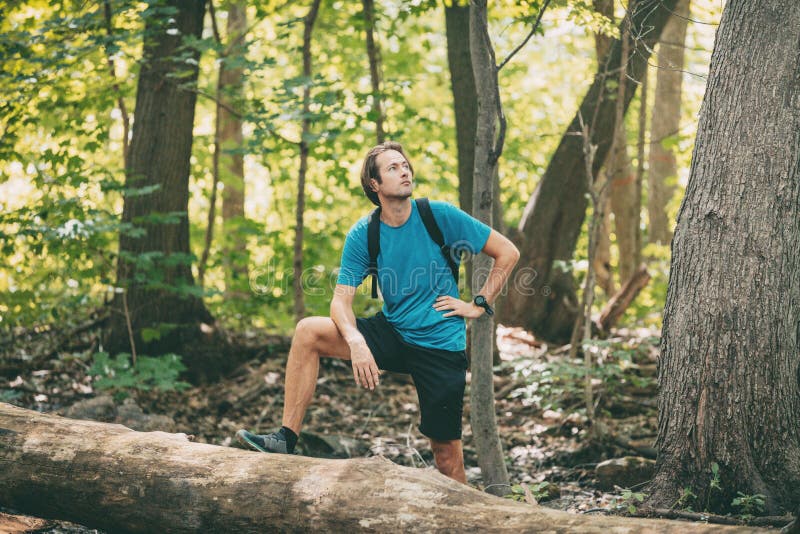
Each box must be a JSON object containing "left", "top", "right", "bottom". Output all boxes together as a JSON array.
[{"left": 0, "top": 403, "right": 763, "bottom": 533}]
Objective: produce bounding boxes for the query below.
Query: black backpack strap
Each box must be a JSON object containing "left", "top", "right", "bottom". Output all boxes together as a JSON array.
[
  {"left": 367, "top": 206, "right": 381, "bottom": 298},
  {"left": 416, "top": 198, "right": 459, "bottom": 285}
]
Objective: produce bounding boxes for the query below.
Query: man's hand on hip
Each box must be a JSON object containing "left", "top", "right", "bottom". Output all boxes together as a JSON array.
[
  {"left": 348, "top": 338, "right": 381, "bottom": 391},
  {"left": 433, "top": 295, "right": 484, "bottom": 319}
]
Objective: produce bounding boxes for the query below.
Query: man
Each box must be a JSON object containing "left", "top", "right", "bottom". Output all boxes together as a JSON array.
[{"left": 237, "top": 141, "right": 519, "bottom": 483}]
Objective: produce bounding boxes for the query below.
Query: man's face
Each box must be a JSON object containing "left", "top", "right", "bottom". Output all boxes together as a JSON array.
[{"left": 373, "top": 149, "right": 413, "bottom": 201}]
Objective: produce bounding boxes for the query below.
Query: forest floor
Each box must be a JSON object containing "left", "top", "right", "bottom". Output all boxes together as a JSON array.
[{"left": 0, "top": 322, "right": 785, "bottom": 532}]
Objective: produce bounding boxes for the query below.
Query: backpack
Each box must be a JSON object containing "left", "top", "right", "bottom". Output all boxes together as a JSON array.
[{"left": 367, "top": 197, "right": 459, "bottom": 298}]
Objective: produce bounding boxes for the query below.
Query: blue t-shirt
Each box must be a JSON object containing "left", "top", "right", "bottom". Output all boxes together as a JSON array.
[{"left": 336, "top": 199, "right": 492, "bottom": 351}]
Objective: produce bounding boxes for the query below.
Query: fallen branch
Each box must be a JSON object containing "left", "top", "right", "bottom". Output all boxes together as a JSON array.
[
  {"left": 611, "top": 434, "right": 658, "bottom": 459},
  {"left": 635, "top": 508, "right": 794, "bottom": 529},
  {"left": 0, "top": 403, "right": 764, "bottom": 533},
  {"left": 598, "top": 264, "right": 651, "bottom": 333}
]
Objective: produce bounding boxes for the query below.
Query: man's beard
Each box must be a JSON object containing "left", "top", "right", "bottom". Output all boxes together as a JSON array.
[{"left": 385, "top": 188, "right": 413, "bottom": 201}]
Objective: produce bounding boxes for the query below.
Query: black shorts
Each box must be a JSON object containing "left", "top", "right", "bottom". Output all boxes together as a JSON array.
[{"left": 356, "top": 312, "right": 468, "bottom": 441}]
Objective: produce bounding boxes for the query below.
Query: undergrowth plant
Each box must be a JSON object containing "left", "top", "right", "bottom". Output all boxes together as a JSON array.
[
  {"left": 503, "top": 337, "right": 657, "bottom": 414},
  {"left": 88, "top": 351, "right": 190, "bottom": 398},
  {"left": 506, "top": 482, "right": 553, "bottom": 504},
  {"left": 611, "top": 489, "right": 646, "bottom": 514},
  {"left": 731, "top": 492, "right": 766, "bottom": 519}
]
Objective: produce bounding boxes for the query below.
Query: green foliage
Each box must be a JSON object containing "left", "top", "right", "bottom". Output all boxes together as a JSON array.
[
  {"left": 676, "top": 487, "right": 697, "bottom": 511},
  {"left": 506, "top": 481, "right": 552, "bottom": 503},
  {"left": 505, "top": 337, "right": 657, "bottom": 413},
  {"left": 731, "top": 492, "right": 766, "bottom": 519},
  {"left": 1, "top": 0, "right": 716, "bottom": 337},
  {"left": 709, "top": 462, "right": 721, "bottom": 492},
  {"left": 0, "top": 389, "right": 23, "bottom": 403},
  {"left": 611, "top": 489, "right": 646, "bottom": 514},
  {"left": 89, "top": 352, "right": 190, "bottom": 394}
]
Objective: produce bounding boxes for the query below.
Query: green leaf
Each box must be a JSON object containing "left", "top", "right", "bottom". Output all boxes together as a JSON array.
[{"left": 141, "top": 327, "right": 161, "bottom": 343}]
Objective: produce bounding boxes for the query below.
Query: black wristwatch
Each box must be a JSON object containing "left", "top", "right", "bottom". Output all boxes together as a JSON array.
[{"left": 473, "top": 295, "right": 494, "bottom": 316}]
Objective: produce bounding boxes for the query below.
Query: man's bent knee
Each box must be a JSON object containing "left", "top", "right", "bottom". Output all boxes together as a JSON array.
[
  {"left": 292, "top": 317, "right": 325, "bottom": 351},
  {"left": 292, "top": 316, "right": 350, "bottom": 359}
]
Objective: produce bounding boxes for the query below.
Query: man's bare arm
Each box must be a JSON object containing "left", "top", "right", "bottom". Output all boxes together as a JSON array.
[
  {"left": 433, "top": 229, "right": 520, "bottom": 319},
  {"left": 473, "top": 229, "right": 520, "bottom": 306},
  {"left": 330, "top": 284, "right": 381, "bottom": 390},
  {"left": 330, "top": 284, "right": 363, "bottom": 344}
]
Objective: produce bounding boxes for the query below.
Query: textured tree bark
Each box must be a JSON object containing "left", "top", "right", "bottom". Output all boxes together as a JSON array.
[
  {"left": 106, "top": 1, "right": 214, "bottom": 360},
  {"left": 0, "top": 403, "right": 760, "bottom": 533},
  {"left": 647, "top": 0, "right": 690, "bottom": 246},
  {"left": 468, "top": 0, "right": 509, "bottom": 496},
  {"left": 293, "top": 0, "right": 322, "bottom": 323},
  {"left": 363, "top": 0, "right": 385, "bottom": 144},
  {"left": 220, "top": 1, "right": 249, "bottom": 296},
  {"left": 500, "top": 0, "right": 678, "bottom": 343},
  {"left": 649, "top": 0, "right": 800, "bottom": 515}
]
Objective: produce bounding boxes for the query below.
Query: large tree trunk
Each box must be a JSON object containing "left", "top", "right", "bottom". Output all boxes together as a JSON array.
[
  {"left": 468, "top": 0, "right": 510, "bottom": 496},
  {"left": 499, "top": 0, "right": 678, "bottom": 343},
  {"left": 106, "top": 1, "right": 213, "bottom": 358},
  {"left": 0, "top": 403, "right": 757, "bottom": 533},
  {"left": 647, "top": 0, "right": 690, "bottom": 246},
  {"left": 220, "top": 1, "right": 249, "bottom": 296},
  {"left": 648, "top": 0, "right": 800, "bottom": 515}
]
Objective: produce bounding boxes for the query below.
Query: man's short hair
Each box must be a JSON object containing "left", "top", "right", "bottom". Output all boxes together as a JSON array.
[{"left": 359, "top": 141, "right": 415, "bottom": 207}]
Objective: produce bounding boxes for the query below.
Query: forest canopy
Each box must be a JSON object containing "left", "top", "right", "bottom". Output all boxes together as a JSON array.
[{"left": 0, "top": 0, "right": 718, "bottom": 335}]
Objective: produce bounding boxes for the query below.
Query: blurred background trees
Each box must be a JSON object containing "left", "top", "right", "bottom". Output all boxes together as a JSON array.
[{"left": 1, "top": 0, "right": 717, "bottom": 360}]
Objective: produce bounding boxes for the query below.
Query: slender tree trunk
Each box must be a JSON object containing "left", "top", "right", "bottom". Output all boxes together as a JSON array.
[
  {"left": 594, "top": 206, "right": 615, "bottom": 296},
  {"left": 648, "top": 0, "right": 800, "bottom": 515},
  {"left": 609, "top": 125, "right": 638, "bottom": 284},
  {"left": 592, "top": 0, "right": 615, "bottom": 297},
  {"left": 106, "top": 0, "right": 213, "bottom": 359},
  {"left": 595, "top": 0, "right": 638, "bottom": 287},
  {"left": 220, "top": 1, "right": 249, "bottom": 295},
  {"left": 362, "top": 0, "right": 385, "bottom": 143},
  {"left": 445, "top": 4, "right": 477, "bottom": 216},
  {"left": 499, "top": 0, "right": 678, "bottom": 343},
  {"left": 468, "top": 0, "right": 509, "bottom": 496},
  {"left": 102, "top": 0, "right": 130, "bottom": 166},
  {"left": 634, "top": 64, "right": 647, "bottom": 264},
  {"left": 647, "top": 0, "right": 690, "bottom": 246},
  {"left": 198, "top": 1, "right": 224, "bottom": 290},
  {"left": 445, "top": 4, "right": 480, "bottom": 289},
  {"left": 293, "top": 0, "right": 322, "bottom": 322}
]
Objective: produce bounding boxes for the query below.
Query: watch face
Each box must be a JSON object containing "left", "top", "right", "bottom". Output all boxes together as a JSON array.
[{"left": 475, "top": 296, "right": 486, "bottom": 306}]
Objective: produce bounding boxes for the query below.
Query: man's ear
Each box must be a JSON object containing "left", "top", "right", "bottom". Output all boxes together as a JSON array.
[{"left": 370, "top": 178, "right": 379, "bottom": 193}]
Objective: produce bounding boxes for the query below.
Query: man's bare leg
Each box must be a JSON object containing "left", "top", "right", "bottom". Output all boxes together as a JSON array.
[
  {"left": 430, "top": 438, "right": 467, "bottom": 483},
  {"left": 281, "top": 316, "right": 351, "bottom": 434}
]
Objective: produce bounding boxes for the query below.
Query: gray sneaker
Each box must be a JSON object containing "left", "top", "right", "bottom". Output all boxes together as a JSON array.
[{"left": 236, "top": 429, "right": 290, "bottom": 454}]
